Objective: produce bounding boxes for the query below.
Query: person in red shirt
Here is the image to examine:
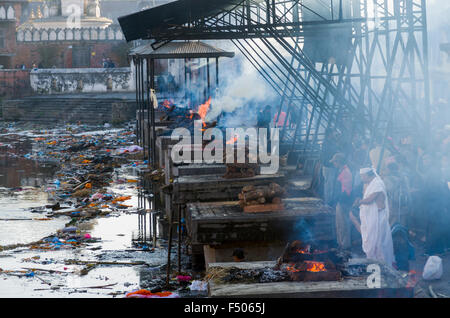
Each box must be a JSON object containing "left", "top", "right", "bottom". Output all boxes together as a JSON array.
[
  {"left": 330, "top": 153, "right": 353, "bottom": 250},
  {"left": 273, "top": 110, "right": 290, "bottom": 127}
]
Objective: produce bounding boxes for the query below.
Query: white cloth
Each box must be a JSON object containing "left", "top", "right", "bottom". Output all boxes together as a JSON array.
[
  {"left": 360, "top": 167, "right": 374, "bottom": 175},
  {"left": 151, "top": 89, "right": 158, "bottom": 109},
  {"left": 359, "top": 175, "right": 395, "bottom": 267}
]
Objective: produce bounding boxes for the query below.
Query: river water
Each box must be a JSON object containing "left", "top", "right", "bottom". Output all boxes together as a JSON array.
[
  {"left": 0, "top": 132, "right": 69, "bottom": 246},
  {"left": 0, "top": 125, "right": 175, "bottom": 298}
]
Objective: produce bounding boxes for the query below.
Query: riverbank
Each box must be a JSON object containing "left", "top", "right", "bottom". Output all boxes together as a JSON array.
[{"left": 0, "top": 121, "right": 207, "bottom": 298}]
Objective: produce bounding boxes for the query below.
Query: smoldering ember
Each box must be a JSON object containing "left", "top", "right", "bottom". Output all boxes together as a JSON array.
[{"left": 0, "top": 0, "right": 449, "bottom": 301}]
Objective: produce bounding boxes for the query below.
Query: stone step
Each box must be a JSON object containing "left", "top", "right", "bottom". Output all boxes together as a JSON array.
[{"left": 2, "top": 96, "right": 137, "bottom": 124}]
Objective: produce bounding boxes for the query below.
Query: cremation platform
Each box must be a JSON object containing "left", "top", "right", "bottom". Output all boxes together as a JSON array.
[
  {"left": 174, "top": 164, "right": 227, "bottom": 177},
  {"left": 207, "top": 260, "right": 414, "bottom": 298},
  {"left": 186, "top": 198, "right": 334, "bottom": 245},
  {"left": 174, "top": 173, "right": 286, "bottom": 203}
]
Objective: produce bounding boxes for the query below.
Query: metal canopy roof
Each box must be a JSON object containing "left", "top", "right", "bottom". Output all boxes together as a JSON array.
[
  {"left": 118, "top": 0, "right": 253, "bottom": 42},
  {"left": 130, "top": 41, "right": 235, "bottom": 59}
]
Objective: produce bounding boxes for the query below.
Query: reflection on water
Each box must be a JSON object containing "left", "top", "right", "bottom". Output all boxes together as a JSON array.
[
  {"left": 0, "top": 188, "right": 70, "bottom": 246},
  {"left": 0, "top": 156, "right": 57, "bottom": 188},
  {"left": 0, "top": 130, "right": 173, "bottom": 298},
  {"left": 0, "top": 134, "right": 57, "bottom": 188},
  {"left": 0, "top": 134, "right": 62, "bottom": 246}
]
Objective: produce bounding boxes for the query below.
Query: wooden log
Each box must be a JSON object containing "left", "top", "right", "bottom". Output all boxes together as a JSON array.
[
  {"left": 72, "top": 180, "right": 90, "bottom": 191},
  {"left": 272, "top": 197, "right": 282, "bottom": 204},
  {"left": 64, "top": 260, "right": 146, "bottom": 266},
  {"left": 242, "top": 185, "right": 255, "bottom": 193},
  {"left": 243, "top": 190, "right": 265, "bottom": 201},
  {"left": 21, "top": 267, "right": 69, "bottom": 274},
  {"left": 243, "top": 203, "right": 284, "bottom": 213},
  {"left": 275, "top": 242, "right": 291, "bottom": 269},
  {"left": 0, "top": 218, "right": 33, "bottom": 221}
]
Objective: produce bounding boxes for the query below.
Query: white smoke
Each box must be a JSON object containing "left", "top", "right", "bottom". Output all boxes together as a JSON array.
[{"left": 205, "top": 41, "right": 277, "bottom": 123}]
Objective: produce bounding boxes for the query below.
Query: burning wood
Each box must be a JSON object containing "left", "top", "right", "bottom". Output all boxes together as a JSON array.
[
  {"left": 197, "top": 97, "right": 212, "bottom": 124},
  {"left": 274, "top": 241, "right": 347, "bottom": 282}
]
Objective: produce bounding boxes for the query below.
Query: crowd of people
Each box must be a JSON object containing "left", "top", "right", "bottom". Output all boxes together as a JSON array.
[
  {"left": 319, "top": 124, "right": 450, "bottom": 270},
  {"left": 102, "top": 57, "right": 115, "bottom": 68}
]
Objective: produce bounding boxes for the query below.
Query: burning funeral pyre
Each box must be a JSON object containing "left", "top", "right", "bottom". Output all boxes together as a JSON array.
[
  {"left": 206, "top": 241, "right": 351, "bottom": 285},
  {"left": 275, "top": 241, "right": 349, "bottom": 282},
  {"left": 159, "top": 98, "right": 266, "bottom": 180}
]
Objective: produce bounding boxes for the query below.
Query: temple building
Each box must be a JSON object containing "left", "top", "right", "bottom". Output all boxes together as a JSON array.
[
  {"left": 12, "top": 0, "right": 128, "bottom": 68},
  {"left": 0, "top": 0, "right": 27, "bottom": 68}
]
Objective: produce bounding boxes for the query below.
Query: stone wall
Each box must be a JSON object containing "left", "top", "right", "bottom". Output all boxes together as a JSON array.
[
  {"left": 30, "top": 67, "right": 135, "bottom": 94},
  {"left": 1, "top": 95, "right": 137, "bottom": 124}
]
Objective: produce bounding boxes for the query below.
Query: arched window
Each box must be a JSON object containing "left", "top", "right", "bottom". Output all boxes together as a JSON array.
[
  {"left": 33, "top": 30, "right": 40, "bottom": 41},
  {"left": 7, "top": 6, "right": 15, "bottom": 19},
  {"left": 0, "top": 7, "right": 6, "bottom": 19},
  {"left": 41, "top": 30, "right": 49, "bottom": 41}
]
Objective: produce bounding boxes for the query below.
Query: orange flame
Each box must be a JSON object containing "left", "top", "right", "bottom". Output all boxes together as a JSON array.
[
  {"left": 226, "top": 136, "right": 239, "bottom": 145},
  {"left": 295, "top": 246, "right": 326, "bottom": 255},
  {"left": 304, "top": 261, "right": 326, "bottom": 272},
  {"left": 286, "top": 264, "right": 302, "bottom": 273},
  {"left": 163, "top": 100, "right": 172, "bottom": 109},
  {"left": 286, "top": 261, "right": 327, "bottom": 273},
  {"left": 295, "top": 244, "right": 311, "bottom": 254},
  {"left": 197, "top": 97, "right": 211, "bottom": 122},
  {"left": 406, "top": 270, "right": 419, "bottom": 288}
]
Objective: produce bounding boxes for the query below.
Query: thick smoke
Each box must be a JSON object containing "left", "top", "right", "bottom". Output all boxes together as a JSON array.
[{"left": 205, "top": 41, "right": 277, "bottom": 125}]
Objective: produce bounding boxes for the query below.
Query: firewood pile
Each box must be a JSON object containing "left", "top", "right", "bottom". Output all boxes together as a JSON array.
[{"left": 238, "top": 183, "right": 285, "bottom": 212}]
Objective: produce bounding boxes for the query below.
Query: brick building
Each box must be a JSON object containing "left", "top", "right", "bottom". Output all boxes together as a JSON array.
[
  {"left": 0, "top": 0, "right": 26, "bottom": 69},
  {"left": 12, "top": 0, "right": 130, "bottom": 68}
]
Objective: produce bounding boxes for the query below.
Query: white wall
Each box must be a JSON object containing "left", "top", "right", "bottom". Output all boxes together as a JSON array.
[{"left": 30, "top": 67, "right": 135, "bottom": 94}]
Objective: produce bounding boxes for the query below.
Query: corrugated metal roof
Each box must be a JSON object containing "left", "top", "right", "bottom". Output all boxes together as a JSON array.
[
  {"left": 118, "top": 0, "right": 259, "bottom": 42},
  {"left": 130, "top": 41, "right": 235, "bottom": 59}
]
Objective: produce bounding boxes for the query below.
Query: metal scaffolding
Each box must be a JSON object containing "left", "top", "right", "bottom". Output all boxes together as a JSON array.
[{"left": 120, "top": 0, "right": 431, "bottom": 167}]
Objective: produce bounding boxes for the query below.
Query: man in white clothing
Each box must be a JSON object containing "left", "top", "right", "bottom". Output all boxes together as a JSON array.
[{"left": 354, "top": 167, "right": 395, "bottom": 268}]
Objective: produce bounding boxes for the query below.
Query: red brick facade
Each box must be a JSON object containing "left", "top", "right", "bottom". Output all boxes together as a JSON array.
[
  {"left": 0, "top": 1, "right": 23, "bottom": 68},
  {"left": 13, "top": 41, "right": 130, "bottom": 69},
  {"left": 0, "top": 69, "right": 31, "bottom": 98}
]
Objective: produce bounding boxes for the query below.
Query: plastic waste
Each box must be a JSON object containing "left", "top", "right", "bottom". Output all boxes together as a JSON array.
[
  {"left": 62, "top": 226, "right": 77, "bottom": 233},
  {"left": 176, "top": 275, "right": 192, "bottom": 282},
  {"left": 116, "top": 145, "right": 143, "bottom": 155},
  {"left": 25, "top": 271, "right": 35, "bottom": 278},
  {"left": 189, "top": 280, "right": 208, "bottom": 291},
  {"left": 125, "top": 290, "right": 179, "bottom": 298},
  {"left": 90, "top": 192, "right": 105, "bottom": 201},
  {"left": 422, "top": 256, "right": 443, "bottom": 280}
]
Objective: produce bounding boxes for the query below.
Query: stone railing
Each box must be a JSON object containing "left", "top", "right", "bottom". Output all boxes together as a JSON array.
[
  {"left": 17, "top": 25, "right": 124, "bottom": 42},
  {"left": 30, "top": 67, "right": 135, "bottom": 94}
]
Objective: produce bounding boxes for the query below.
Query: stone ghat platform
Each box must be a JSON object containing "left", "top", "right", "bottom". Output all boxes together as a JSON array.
[
  {"left": 207, "top": 260, "right": 414, "bottom": 298},
  {"left": 185, "top": 198, "right": 336, "bottom": 268},
  {"left": 1, "top": 93, "right": 136, "bottom": 124},
  {"left": 186, "top": 198, "right": 334, "bottom": 245},
  {"left": 174, "top": 173, "right": 286, "bottom": 204}
]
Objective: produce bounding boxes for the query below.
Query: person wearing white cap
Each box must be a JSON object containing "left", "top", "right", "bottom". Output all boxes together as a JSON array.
[{"left": 355, "top": 167, "right": 395, "bottom": 267}]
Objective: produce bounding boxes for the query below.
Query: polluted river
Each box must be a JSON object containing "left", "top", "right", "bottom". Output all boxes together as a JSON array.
[{"left": 0, "top": 122, "right": 206, "bottom": 298}]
